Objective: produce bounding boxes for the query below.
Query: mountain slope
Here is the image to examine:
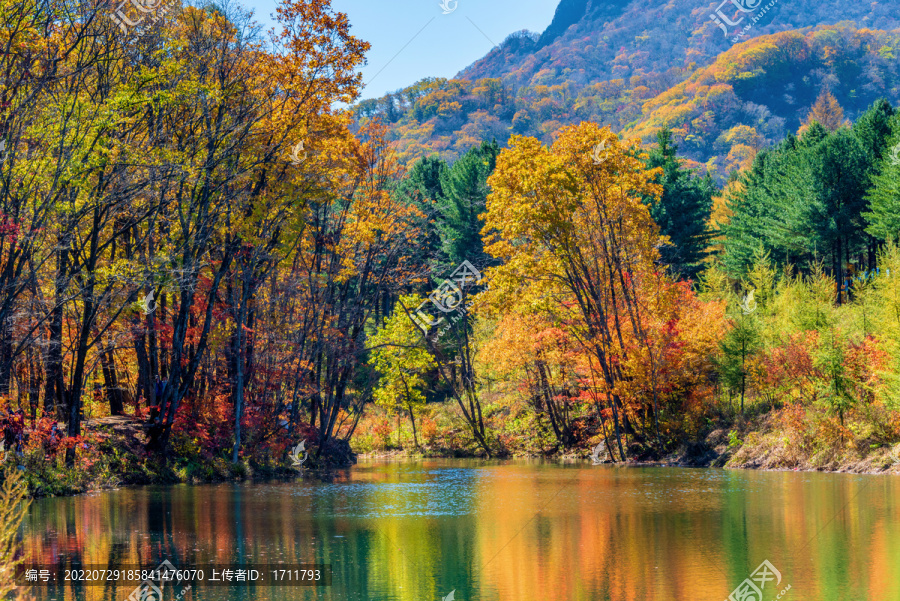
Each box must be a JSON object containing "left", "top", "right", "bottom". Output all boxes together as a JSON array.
[
  {"left": 353, "top": 0, "right": 900, "bottom": 174},
  {"left": 533, "top": 0, "right": 625, "bottom": 51},
  {"left": 624, "top": 26, "right": 900, "bottom": 173}
]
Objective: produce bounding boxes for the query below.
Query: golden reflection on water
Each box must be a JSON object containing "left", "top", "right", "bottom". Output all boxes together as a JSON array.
[{"left": 20, "top": 462, "right": 900, "bottom": 601}]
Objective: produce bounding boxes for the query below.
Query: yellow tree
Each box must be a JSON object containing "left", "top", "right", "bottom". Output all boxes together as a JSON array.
[
  {"left": 123, "top": 0, "right": 371, "bottom": 456},
  {"left": 799, "top": 90, "right": 848, "bottom": 134},
  {"left": 482, "top": 123, "right": 664, "bottom": 459}
]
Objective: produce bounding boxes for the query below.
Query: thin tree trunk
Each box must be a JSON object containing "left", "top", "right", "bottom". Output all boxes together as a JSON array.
[
  {"left": 99, "top": 336, "right": 125, "bottom": 416},
  {"left": 231, "top": 270, "right": 251, "bottom": 464},
  {"left": 44, "top": 245, "right": 67, "bottom": 420}
]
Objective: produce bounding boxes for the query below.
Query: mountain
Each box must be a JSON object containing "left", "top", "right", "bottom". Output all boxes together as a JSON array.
[
  {"left": 353, "top": 0, "right": 900, "bottom": 175},
  {"left": 533, "top": 0, "right": 627, "bottom": 51}
]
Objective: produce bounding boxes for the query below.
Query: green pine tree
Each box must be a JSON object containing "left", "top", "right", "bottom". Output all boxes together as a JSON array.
[
  {"left": 436, "top": 140, "right": 501, "bottom": 269},
  {"left": 864, "top": 113, "right": 900, "bottom": 242},
  {"left": 646, "top": 127, "right": 715, "bottom": 280},
  {"left": 394, "top": 155, "right": 449, "bottom": 269}
]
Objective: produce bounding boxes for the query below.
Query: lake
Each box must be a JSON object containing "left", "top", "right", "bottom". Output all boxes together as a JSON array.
[{"left": 20, "top": 460, "right": 900, "bottom": 601}]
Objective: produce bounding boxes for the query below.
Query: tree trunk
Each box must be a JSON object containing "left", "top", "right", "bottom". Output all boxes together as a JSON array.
[
  {"left": 99, "top": 336, "right": 125, "bottom": 416},
  {"left": 231, "top": 269, "right": 251, "bottom": 464},
  {"left": 0, "top": 317, "right": 12, "bottom": 397},
  {"left": 408, "top": 404, "right": 419, "bottom": 448},
  {"left": 44, "top": 245, "right": 68, "bottom": 421},
  {"left": 133, "top": 318, "right": 152, "bottom": 412},
  {"left": 27, "top": 348, "right": 40, "bottom": 426}
]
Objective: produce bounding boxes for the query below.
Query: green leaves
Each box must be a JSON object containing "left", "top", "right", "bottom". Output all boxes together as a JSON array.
[
  {"left": 369, "top": 294, "right": 435, "bottom": 415},
  {"left": 645, "top": 127, "right": 715, "bottom": 280},
  {"left": 722, "top": 103, "right": 881, "bottom": 285}
]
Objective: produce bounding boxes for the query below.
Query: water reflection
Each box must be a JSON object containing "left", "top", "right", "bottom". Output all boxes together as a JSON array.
[{"left": 20, "top": 461, "right": 900, "bottom": 601}]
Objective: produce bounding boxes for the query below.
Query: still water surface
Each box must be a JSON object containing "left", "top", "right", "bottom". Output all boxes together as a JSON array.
[{"left": 21, "top": 460, "right": 900, "bottom": 601}]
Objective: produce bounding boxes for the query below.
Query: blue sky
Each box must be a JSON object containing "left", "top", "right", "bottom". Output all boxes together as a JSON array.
[{"left": 245, "top": 0, "right": 559, "bottom": 100}]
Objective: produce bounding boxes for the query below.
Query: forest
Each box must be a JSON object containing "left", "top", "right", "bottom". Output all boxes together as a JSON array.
[
  {"left": 1, "top": 0, "right": 900, "bottom": 513},
  {"left": 356, "top": 25, "right": 900, "bottom": 176}
]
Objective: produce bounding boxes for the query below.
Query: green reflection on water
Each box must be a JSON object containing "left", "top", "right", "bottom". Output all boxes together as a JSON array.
[{"left": 20, "top": 460, "right": 900, "bottom": 601}]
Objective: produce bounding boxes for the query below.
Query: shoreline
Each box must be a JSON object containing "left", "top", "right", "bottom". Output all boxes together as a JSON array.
[
  {"left": 8, "top": 421, "right": 899, "bottom": 501},
  {"left": 10, "top": 449, "right": 898, "bottom": 502},
  {"left": 355, "top": 446, "right": 900, "bottom": 476}
]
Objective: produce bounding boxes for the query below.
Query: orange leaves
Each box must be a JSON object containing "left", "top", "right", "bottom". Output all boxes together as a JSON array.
[
  {"left": 481, "top": 122, "right": 729, "bottom": 445},
  {"left": 615, "top": 278, "right": 725, "bottom": 416},
  {"left": 272, "top": 0, "right": 370, "bottom": 107},
  {"left": 800, "top": 90, "right": 849, "bottom": 134},
  {"left": 480, "top": 311, "right": 577, "bottom": 381}
]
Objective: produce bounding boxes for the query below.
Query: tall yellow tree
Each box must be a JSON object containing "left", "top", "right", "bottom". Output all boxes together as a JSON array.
[
  {"left": 482, "top": 123, "right": 665, "bottom": 459},
  {"left": 370, "top": 294, "right": 435, "bottom": 448}
]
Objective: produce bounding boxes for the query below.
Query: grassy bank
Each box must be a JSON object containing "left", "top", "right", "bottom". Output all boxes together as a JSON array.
[
  {"left": 6, "top": 383, "right": 900, "bottom": 501},
  {"left": 2, "top": 416, "right": 302, "bottom": 498},
  {"left": 350, "top": 394, "right": 900, "bottom": 475}
]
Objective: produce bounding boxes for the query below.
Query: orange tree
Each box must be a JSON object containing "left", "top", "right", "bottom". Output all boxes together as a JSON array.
[{"left": 482, "top": 122, "right": 723, "bottom": 459}]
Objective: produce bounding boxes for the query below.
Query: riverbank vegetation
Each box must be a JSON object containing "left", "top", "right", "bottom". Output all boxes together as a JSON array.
[
  {"left": 0, "top": 466, "right": 29, "bottom": 597},
  {"left": 1, "top": 0, "right": 900, "bottom": 500}
]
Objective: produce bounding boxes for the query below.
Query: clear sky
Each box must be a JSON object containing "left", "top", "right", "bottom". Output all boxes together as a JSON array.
[{"left": 243, "top": 0, "right": 560, "bottom": 100}]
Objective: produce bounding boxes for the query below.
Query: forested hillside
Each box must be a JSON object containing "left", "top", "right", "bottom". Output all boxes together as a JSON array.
[
  {"left": 353, "top": 0, "right": 900, "bottom": 175},
  {"left": 2, "top": 0, "right": 900, "bottom": 505}
]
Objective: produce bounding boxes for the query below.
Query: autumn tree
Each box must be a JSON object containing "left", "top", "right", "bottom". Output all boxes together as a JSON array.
[
  {"left": 398, "top": 259, "right": 491, "bottom": 455},
  {"left": 0, "top": 0, "right": 113, "bottom": 418},
  {"left": 479, "top": 310, "right": 582, "bottom": 450},
  {"left": 800, "top": 90, "right": 848, "bottom": 134},
  {"left": 0, "top": 466, "right": 29, "bottom": 598},
  {"left": 717, "top": 305, "right": 761, "bottom": 414},
  {"left": 270, "top": 119, "right": 424, "bottom": 464},
  {"left": 482, "top": 123, "right": 666, "bottom": 459},
  {"left": 370, "top": 295, "right": 434, "bottom": 448},
  {"left": 111, "top": 0, "right": 372, "bottom": 457}
]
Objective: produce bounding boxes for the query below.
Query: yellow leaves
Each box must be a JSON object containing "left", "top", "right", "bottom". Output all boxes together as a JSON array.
[
  {"left": 481, "top": 122, "right": 664, "bottom": 325},
  {"left": 271, "top": 0, "right": 369, "bottom": 107},
  {"left": 480, "top": 121, "right": 731, "bottom": 425}
]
